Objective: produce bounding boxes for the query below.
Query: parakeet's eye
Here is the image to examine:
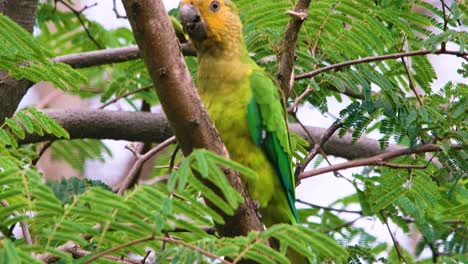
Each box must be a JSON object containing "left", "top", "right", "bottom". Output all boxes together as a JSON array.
[{"left": 210, "top": 1, "right": 221, "bottom": 12}]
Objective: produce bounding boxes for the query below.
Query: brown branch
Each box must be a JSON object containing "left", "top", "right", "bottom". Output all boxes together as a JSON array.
[
  {"left": 440, "top": 0, "right": 448, "bottom": 50},
  {"left": 377, "top": 161, "right": 431, "bottom": 169},
  {"left": 99, "top": 85, "right": 153, "bottom": 109},
  {"left": 117, "top": 136, "right": 176, "bottom": 195},
  {"left": 0, "top": 0, "right": 38, "bottom": 122},
  {"left": 277, "top": 0, "right": 311, "bottom": 97},
  {"left": 121, "top": 0, "right": 263, "bottom": 237},
  {"left": 295, "top": 49, "right": 468, "bottom": 81},
  {"left": 381, "top": 211, "right": 408, "bottom": 263},
  {"left": 299, "top": 144, "right": 461, "bottom": 180},
  {"left": 324, "top": 217, "right": 363, "bottom": 233},
  {"left": 112, "top": 0, "right": 127, "bottom": 19},
  {"left": 1, "top": 200, "right": 32, "bottom": 245},
  {"left": 52, "top": 44, "right": 197, "bottom": 69},
  {"left": 288, "top": 85, "right": 312, "bottom": 112},
  {"left": 301, "top": 121, "right": 343, "bottom": 173},
  {"left": 55, "top": 0, "right": 102, "bottom": 49},
  {"left": 83, "top": 234, "right": 230, "bottom": 264},
  {"left": 310, "top": 5, "right": 335, "bottom": 57},
  {"left": 401, "top": 57, "right": 423, "bottom": 106},
  {"left": 37, "top": 241, "right": 143, "bottom": 264},
  {"left": 296, "top": 199, "right": 362, "bottom": 215},
  {"left": 17, "top": 110, "right": 405, "bottom": 161},
  {"left": 31, "top": 140, "right": 53, "bottom": 166}
]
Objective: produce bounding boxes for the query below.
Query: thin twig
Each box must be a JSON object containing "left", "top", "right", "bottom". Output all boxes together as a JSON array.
[
  {"left": 38, "top": 241, "right": 143, "bottom": 264},
  {"left": 301, "top": 121, "right": 343, "bottom": 173},
  {"left": 55, "top": 0, "right": 102, "bottom": 49},
  {"left": 288, "top": 85, "right": 311, "bottom": 112},
  {"left": 141, "top": 250, "right": 152, "bottom": 264},
  {"left": 31, "top": 140, "right": 54, "bottom": 166},
  {"left": 169, "top": 144, "right": 180, "bottom": 173},
  {"left": 36, "top": 90, "right": 63, "bottom": 109},
  {"left": 296, "top": 199, "right": 362, "bottom": 215},
  {"left": 99, "top": 85, "right": 153, "bottom": 109},
  {"left": 377, "top": 161, "right": 430, "bottom": 169},
  {"left": 118, "top": 136, "right": 176, "bottom": 195},
  {"left": 1, "top": 200, "right": 32, "bottom": 245},
  {"left": 232, "top": 233, "right": 263, "bottom": 264},
  {"left": 324, "top": 217, "right": 363, "bottom": 233},
  {"left": 295, "top": 49, "right": 468, "bottom": 80},
  {"left": 422, "top": 234, "right": 439, "bottom": 263},
  {"left": 440, "top": 0, "right": 448, "bottom": 50},
  {"left": 112, "top": 0, "right": 127, "bottom": 19},
  {"left": 401, "top": 57, "right": 423, "bottom": 106},
  {"left": 299, "top": 144, "right": 461, "bottom": 180},
  {"left": 291, "top": 114, "right": 349, "bottom": 182},
  {"left": 381, "top": 211, "right": 408, "bottom": 263},
  {"left": 310, "top": 4, "right": 335, "bottom": 57},
  {"left": 83, "top": 234, "right": 230, "bottom": 264}
]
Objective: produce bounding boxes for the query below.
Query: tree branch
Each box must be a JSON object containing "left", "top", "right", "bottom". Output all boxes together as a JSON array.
[
  {"left": 301, "top": 121, "right": 343, "bottom": 173},
  {"left": 121, "top": 0, "right": 264, "bottom": 237},
  {"left": 54, "top": 0, "right": 102, "bottom": 49},
  {"left": 52, "top": 44, "right": 197, "bottom": 69},
  {"left": 296, "top": 199, "right": 362, "bottom": 215},
  {"left": 1, "top": 200, "right": 32, "bottom": 245},
  {"left": 277, "top": 0, "right": 311, "bottom": 97},
  {"left": 37, "top": 241, "right": 147, "bottom": 264},
  {"left": 0, "top": 0, "right": 38, "bottom": 122},
  {"left": 17, "top": 110, "right": 405, "bottom": 161},
  {"left": 295, "top": 49, "right": 468, "bottom": 81},
  {"left": 83, "top": 234, "right": 230, "bottom": 264},
  {"left": 98, "top": 85, "right": 153, "bottom": 109},
  {"left": 381, "top": 211, "right": 408, "bottom": 263},
  {"left": 117, "top": 136, "right": 176, "bottom": 194},
  {"left": 299, "top": 144, "right": 461, "bottom": 180}
]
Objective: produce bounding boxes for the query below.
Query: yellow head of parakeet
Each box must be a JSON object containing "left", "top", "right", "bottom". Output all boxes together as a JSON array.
[{"left": 179, "top": 0, "right": 243, "bottom": 53}]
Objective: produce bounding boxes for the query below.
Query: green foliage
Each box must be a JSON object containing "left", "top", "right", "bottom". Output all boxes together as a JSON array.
[
  {"left": 0, "top": 0, "right": 466, "bottom": 263},
  {"left": 46, "top": 177, "right": 111, "bottom": 204},
  {"left": 50, "top": 139, "right": 112, "bottom": 173},
  {"left": 1, "top": 149, "right": 347, "bottom": 263},
  {"left": 0, "top": 15, "right": 86, "bottom": 90},
  {"left": 0, "top": 107, "right": 69, "bottom": 150}
]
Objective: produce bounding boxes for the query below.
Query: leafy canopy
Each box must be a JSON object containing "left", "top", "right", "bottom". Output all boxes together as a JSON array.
[{"left": 0, "top": 0, "right": 466, "bottom": 263}]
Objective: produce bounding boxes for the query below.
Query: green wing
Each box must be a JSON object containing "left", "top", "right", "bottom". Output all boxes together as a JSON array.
[{"left": 247, "top": 69, "right": 298, "bottom": 223}]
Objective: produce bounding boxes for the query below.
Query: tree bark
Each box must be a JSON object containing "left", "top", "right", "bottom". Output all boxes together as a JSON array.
[
  {"left": 17, "top": 110, "right": 404, "bottom": 160},
  {"left": 0, "top": 0, "right": 38, "bottom": 122},
  {"left": 121, "top": 0, "right": 264, "bottom": 237},
  {"left": 277, "top": 0, "right": 311, "bottom": 97}
]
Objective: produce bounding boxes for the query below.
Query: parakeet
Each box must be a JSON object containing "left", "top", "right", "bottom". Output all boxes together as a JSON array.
[{"left": 179, "top": 0, "right": 299, "bottom": 230}]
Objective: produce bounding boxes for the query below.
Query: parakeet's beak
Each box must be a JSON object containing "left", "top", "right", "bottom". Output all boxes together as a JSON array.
[{"left": 180, "top": 4, "right": 207, "bottom": 41}]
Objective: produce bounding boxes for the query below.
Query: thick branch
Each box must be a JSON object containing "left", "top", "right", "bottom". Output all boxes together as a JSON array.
[
  {"left": 0, "top": 0, "right": 38, "bottom": 122},
  {"left": 295, "top": 49, "right": 468, "bottom": 80},
  {"left": 52, "top": 44, "right": 196, "bottom": 69},
  {"left": 18, "top": 110, "right": 403, "bottom": 160},
  {"left": 299, "top": 144, "right": 460, "bottom": 179},
  {"left": 121, "top": 0, "right": 263, "bottom": 236},
  {"left": 277, "top": 0, "right": 311, "bottom": 96}
]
